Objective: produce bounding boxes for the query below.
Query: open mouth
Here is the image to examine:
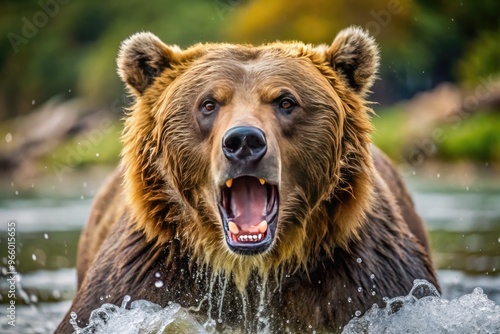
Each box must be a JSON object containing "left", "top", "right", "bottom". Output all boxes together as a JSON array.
[{"left": 218, "top": 176, "right": 279, "bottom": 255}]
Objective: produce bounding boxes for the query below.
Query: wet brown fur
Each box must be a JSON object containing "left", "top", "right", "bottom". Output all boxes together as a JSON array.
[{"left": 56, "top": 27, "right": 438, "bottom": 333}]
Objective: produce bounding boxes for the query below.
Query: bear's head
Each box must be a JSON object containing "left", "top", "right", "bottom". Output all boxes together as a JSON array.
[{"left": 118, "top": 27, "right": 378, "bottom": 288}]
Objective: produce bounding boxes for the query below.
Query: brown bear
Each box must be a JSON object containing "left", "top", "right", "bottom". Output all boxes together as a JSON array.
[{"left": 56, "top": 26, "right": 439, "bottom": 333}]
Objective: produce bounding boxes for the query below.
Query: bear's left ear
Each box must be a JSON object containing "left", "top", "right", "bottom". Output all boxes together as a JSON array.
[
  {"left": 117, "top": 32, "right": 183, "bottom": 96},
  {"left": 325, "top": 26, "right": 379, "bottom": 96}
]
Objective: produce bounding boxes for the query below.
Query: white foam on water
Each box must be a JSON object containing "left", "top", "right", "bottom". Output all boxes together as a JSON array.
[
  {"left": 70, "top": 297, "right": 207, "bottom": 334},
  {"left": 69, "top": 280, "right": 500, "bottom": 334},
  {"left": 342, "top": 279, "right": 500, "bottom": 334}
]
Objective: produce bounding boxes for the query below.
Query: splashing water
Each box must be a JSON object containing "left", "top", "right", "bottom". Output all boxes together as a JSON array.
[
  {"left": 342, "top": 279, "right": 500, "bottom": 334},
  {"left": 70, "top": 295, "right": 206, "bottom": 334},
  {"left": 69, "top": 280, "right": 500, "bottom": 334}
]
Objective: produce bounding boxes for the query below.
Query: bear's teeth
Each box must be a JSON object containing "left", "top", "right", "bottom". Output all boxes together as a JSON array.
[
  {"left": 228, "top": 221, "right": 239, "bottom": 234},
  {"left": 259, "top": 178, "right": 266, "bottom": 185},
  {"left": 257, "top": 220, "right": 268, "bottom": 233},
  {"left": 226, "top": 179, "right": 233, "bottom": 188},
  {"left": 235, "top": 234, "right": 264, "bottom": 243}
]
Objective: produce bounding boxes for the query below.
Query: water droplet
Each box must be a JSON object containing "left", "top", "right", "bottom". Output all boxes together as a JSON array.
[
  {"left": 121, "top": 295, "right": 131, "bottom": 308},
  {"left": 437, "top": 173, "right": 440, "bottom": 178},
  {"left": 372, "top": 291, "right": 376, "bottom": 296},
  {"left": 355, "top": 310, "right": 361, "bottom": 317},
  {"left": 348, "top": 297, "right": 352, "bottom": 303},
  {"left": 318, "top": 280, "right": 321, "bottom": 284},
  {"left": 5, "top": 133, "right": 12, "bottom": 143},
  {"left": 155, "top": 280, "right": 164, "bottom": 288},
  {"left": 83, "top": 182, "right": 87, "bottom": 187},
  {"left": 358, "top": 287, "right": 362, "bottom": 293},
  {"left": 44, "top": 233, "right": 48, "bottom": 239},
  {"left": 69, "top": 311, "right": 79, "bottom": 331},
  {"left": 155, "top": 271, "right": 161, "bottom": 278},
  {"left": 96, "top": 153, "right": 100, "bottom": 157},
  {"left": 32, "top": 254, "right": 37, "bottom": 261},
  {"left": 32, "top": 100, "right": 35, "bottom": 105},
  {"left": 466, "top": 186, "right": 469, "bottom": 191},
  {"left": 15, "top": 191, "right": 18, "bottom": 196},
  {"left": 356, "top": 258, "right": 362, "bottom": 264},
  {"left": 100, "top": 296, "right": 103, "bottom": 300}
]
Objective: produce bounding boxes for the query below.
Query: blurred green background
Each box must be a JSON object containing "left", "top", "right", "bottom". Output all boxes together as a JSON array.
[{"left": 0, "top": 1, "right": 499, "bottom": 332}]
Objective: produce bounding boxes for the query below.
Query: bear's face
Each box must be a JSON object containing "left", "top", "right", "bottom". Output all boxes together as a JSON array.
[{"left": 118, "top": 27, "right": 378, "bottom": 284}]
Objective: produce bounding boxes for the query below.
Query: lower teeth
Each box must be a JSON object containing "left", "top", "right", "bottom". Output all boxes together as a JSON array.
[{"left": 236, "top": 234, "right": 263, "bottom": 242}]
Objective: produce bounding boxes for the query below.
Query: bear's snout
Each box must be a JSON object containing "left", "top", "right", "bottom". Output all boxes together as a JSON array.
[{"left": 222, "top": 126, "right": 267, "bottom": 164}]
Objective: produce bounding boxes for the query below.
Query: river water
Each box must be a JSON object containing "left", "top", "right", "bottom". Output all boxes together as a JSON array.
[{"left": 0, "top": 173, "right": 499, "bottom": 333}]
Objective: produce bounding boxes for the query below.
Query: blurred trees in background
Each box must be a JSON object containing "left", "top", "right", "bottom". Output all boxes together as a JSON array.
[
  {"left": 0, "top": 0, "right": 225, "bottom": 120},
  {"left": 1, "top": 0, "right": 499, "bottom": 120},
  {"left": 224, "top": 0, "right": 500, "bottom": 104}
]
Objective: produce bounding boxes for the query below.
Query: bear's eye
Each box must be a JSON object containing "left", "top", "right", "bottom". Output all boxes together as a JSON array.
[
  {"left": 278, "top": 97, "right": 297, "bottom": 114},
  {"left": 200, "top": 99, "right": 218, "bottom": 116}
]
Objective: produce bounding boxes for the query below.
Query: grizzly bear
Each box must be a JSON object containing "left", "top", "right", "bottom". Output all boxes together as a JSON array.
[{"left": 56, "top": 26, "right": 439, "bottom": 333}]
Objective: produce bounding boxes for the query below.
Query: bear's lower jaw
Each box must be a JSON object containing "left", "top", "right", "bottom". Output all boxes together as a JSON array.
[{"left": 218, "top": 176, "right": 279, "bottom": 255}]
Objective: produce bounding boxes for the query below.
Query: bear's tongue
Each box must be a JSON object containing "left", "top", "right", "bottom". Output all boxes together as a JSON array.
[{"left": 230, "top": 177, "right": 267, "bottom": 230}]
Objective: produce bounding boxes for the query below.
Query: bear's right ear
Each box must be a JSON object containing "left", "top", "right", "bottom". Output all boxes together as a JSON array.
[
  {"left": 117, "top": 32, "right": 182, "bottom": 96},
  {"left": 324, "top": 26, "right": 379, "bottom": 97}
]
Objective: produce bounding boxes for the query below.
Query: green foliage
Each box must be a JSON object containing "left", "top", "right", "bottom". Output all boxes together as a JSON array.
[
  {"left": 438, "top": 112, "right": 500, "bottom": 162},
  {"left": 457, "top": 28, "right": 500, "bottom": 88},
  {"left": 225, "top": 0, "right": 500, "bottom": 101},
  {"left": 371, "top": 107, "right": 409, "bottom": 159},
  {"left": 47, "top": 119, "right": 123, "bottom": 168},
  {"left": 372, "top": 109, "right": 500, "bottom": 163},
  {"left": 0, "top": 0, "right": 227, "bottom": 119}
]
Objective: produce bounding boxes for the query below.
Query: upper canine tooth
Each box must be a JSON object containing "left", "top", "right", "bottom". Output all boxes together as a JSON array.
[
  {"left": 257, "top": 220, "right": 268, "bottom": 233},
  {"left": 226, "top": 179, "right": 233, "bottom": 188},
  {"left": 228, "top": 221, "right": 239, "bottom": 234},
  {"left": 259, "top": 178, "right": 265, "bottom": 185}
]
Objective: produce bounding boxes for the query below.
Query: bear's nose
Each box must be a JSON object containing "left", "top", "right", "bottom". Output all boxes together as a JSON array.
[{"left": 222, "top": 126, "right": 267, "bottom": 163}]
